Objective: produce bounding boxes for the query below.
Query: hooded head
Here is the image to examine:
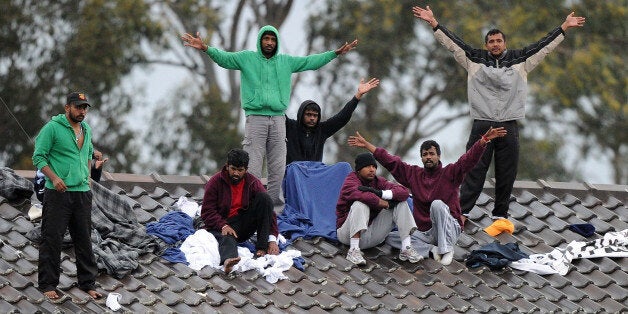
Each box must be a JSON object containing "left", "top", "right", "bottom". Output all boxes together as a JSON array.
[
  {"left": 257, "top": 25, "right": 279, "bottom": 58},
  {"left": 297, "top": 100, "right": 321, "bottom": 129}
]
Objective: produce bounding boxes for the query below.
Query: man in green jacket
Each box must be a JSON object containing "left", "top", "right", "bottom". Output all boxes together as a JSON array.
[
  {"left": 32, "top": 92, "right": 102, "bottom": 300},
  {"left": 182, "top": 25, "right": 357, "bottom": 212}
]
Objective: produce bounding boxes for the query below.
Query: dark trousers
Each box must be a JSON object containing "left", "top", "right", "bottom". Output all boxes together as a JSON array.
[
  {"left": 38, "top": 189, "right": 98, "bottom": 292},
  {"left": 460, "top": 120, "right": 519, "bottom": 218},
  {"left": 210, "top": 192, "right": 273, "bottom": 265}
]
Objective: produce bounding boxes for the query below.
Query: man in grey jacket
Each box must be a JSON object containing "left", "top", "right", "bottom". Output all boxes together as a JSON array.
[{"left": 412, "top": 5, "right": 585, "bottom": 226}]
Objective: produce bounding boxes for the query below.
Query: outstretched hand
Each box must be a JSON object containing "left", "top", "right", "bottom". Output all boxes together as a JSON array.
[
  {"left": 481, "top": 127, "right": 507, "bottom": 143},
  {"left": 356, "top": 78, "right": 380, "bottom": 99},
  {"left": 348, "top": 131, "right": 368, "bottom": 148},
  {"left": 561, "top": 12, "right": 585, "bottom": 31},
  {"left": 335, "top": 39, "right": 359, "bottom": 55},
  {"left": 182, "top": 32, "right": 208, "bottom": 51},
  {"left": 412, "top": 5, "right": 438, "bottom": 27}
]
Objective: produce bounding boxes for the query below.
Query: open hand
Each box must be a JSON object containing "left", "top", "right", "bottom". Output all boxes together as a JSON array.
[
  {"left": 335, "top": 39, "right": 358, "bottom": 55},
  {"left": 483, "top": 127, "right": 507, "bottom": 142},
  {"left": 356, "top": 78, "right": 380, "bottom": 99},
  {"left": 182, "top": 32, "right": 208, "bottom": 51},
  {"left": 561, "top": 12, "right": 585, "bottom": 31},
  {"left": 348, "top": 131, "right": 368, "bottom": 148}
]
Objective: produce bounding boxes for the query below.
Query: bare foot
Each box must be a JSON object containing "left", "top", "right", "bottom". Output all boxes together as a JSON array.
[
  {"left": 224, "top": 257, "right": 241, "bottom": 273},
  {"left": 44, "top": 290, "right": 60, "bottom": 299},
  {"left": 255, "top": 249, "right": 266, "bottom": 257},
  {"left": 87, "top": 290, "right": 103, "bottom": 299}
]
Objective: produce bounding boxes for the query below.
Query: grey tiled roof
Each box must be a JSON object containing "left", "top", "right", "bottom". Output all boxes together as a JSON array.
[{"left": 1, "top": 170, "right": 627, "bottom": 313}]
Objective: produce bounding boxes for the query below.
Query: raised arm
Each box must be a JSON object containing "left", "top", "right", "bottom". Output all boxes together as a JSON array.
[
  {"left": 412, "top": 5, "right": 438, "bottom": 28},
  {"left": 355, "top": 78, "right": 380, "bottom": 100},
  {"left": 348, "top": 131, "right": 377, "bottom": 153},
  {"left": 181, "top": 32, "right": 208, "bottom": 51},
  {"left": 335, "top": 39, "right": 359, "bottom": 56},
  {"left": 560, "top": 12, "right": 586, "bottom": 32}
]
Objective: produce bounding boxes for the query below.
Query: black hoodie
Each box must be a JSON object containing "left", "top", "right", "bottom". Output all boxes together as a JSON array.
[{"left": 285, "top": 96, "right": 360, "bottom": 164}]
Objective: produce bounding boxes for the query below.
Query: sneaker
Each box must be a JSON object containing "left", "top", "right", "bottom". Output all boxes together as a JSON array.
[
  {"left": 430, "top": 246, "right": 441, "bottom": 262},
  {"left": 346, "top": 248, "right": 366, "bottom": 265},
  {"left": 440, "top": 251, "right": 454, "bottom": 265},
  {"left": 399, "top": 246, "right": 423, "bottom": 263}
]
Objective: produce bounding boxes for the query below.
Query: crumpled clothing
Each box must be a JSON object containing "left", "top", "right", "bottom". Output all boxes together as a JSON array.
[
  {"left": 146, "top": 211, "right": 195, "bottom": 245},
  {"left": 232, "top": 248, "right": 302, "bottom": 283},
  {"left": 176, "top": 196, "right": 201, "bottom": 218},
  {"left": 510, "top": 229, "right": 628, "bottom": 275},
  {"left": 179, "top": 229, "right": 220, "bottom": 271},
  {"left": 466, "top": 242, "right": 529, "bottom": 270}
]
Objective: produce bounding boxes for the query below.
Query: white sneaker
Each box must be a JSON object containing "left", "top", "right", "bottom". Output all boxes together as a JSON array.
[
  {"left": 399, "top": 246, "right": 423, "bottom": 263},
  {"left": 440, "top": 251, "right": 454, "bottom": 265},
  {"left": 346, "top": 248, "right": 366, "bottom": 265},
  {"left": 430, "top": 246, "right": 441, "bottom": 262}
]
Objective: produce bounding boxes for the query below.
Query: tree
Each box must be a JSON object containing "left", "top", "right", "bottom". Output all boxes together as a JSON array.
[
  {"left": 531, "top": 0, "right": 627, "bottom": 183},
  {"left": 0, "top": 0, "right": 161, "bottom": 172}
]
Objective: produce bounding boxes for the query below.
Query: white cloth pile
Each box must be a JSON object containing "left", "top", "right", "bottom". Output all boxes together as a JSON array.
[{"left": 180, "top": 229, "right": 299, "bottom": 283}]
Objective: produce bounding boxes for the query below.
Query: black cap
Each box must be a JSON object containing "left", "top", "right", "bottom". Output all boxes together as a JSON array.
[
  {"left": 66, "top": 92, "right": 91, "bottom": 107},
  {"left": 355, "top": 153, "right": 377, "bottom": 171}
]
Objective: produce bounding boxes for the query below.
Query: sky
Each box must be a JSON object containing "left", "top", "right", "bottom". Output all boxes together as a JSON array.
[{"left": 123, "top": 1, "right": 614, "bottom": 183}]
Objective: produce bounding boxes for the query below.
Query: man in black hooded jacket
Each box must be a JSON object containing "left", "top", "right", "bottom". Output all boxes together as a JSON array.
[{"left": 285, "top": 78, "right": 379, "bottom": 164}]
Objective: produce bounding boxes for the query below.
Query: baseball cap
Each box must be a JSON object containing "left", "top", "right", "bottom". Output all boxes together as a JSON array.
[
  {"left": 484, "top": 218, "right": 515, "bottom": 236},
  {"left": 66, "top": 92, "right": 91, "bottom": 107}
]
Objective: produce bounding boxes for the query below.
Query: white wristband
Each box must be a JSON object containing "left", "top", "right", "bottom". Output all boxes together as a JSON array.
[{"left": 381, "top": 190, "right": 393, "bottom": 200}]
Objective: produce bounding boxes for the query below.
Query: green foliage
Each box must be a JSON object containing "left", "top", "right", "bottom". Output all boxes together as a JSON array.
[{"left": 0, "top": 0, "right": 160, "bottom": 172}]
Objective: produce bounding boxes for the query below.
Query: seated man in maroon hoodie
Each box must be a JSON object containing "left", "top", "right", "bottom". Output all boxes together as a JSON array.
[
  {"left": 200, "top": 148, "right": 279, "bottom": 273},
  {"left": 348, "top": 128, "right": 506, "bottom": 265},
  {"left": 336, "top": 153, "right": 422, "bottom": 266}
]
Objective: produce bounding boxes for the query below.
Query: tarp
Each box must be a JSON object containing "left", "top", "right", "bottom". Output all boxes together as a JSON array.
[{"left": 278, "top": 161, "right": 352, "bottom": 241}]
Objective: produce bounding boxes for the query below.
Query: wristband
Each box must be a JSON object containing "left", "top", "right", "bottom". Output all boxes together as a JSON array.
[{"left": 481, "top": 135, "right": 490, "bottom": 143}]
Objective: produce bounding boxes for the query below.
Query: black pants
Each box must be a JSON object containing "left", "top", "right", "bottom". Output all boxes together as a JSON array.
[
  {"left": 460, "top": 120, "right": 519, "bottom": 218},
  {"left": 38, "top": 189, "right": 98, "bottom": 292},
  {"left": 210, "top": 192, "right": 273, "bottom": 265}
]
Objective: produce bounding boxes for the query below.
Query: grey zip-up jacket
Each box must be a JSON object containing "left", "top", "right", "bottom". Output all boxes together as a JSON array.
[{"left": 433, "top": 24, "right": 565, "bottom": 122}]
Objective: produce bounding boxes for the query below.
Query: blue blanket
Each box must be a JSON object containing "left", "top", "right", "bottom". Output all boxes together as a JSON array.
[{"left": 278, "top": 161, "right": 352, "bottom": 241}]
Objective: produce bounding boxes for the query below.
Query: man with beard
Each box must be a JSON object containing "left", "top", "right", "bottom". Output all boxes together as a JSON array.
[
  {"left": 183, "top": 26, "right": 358, "bottom": 214},
  {"left": 348, "top": 127, "right": 506, "bottom": 265},
  {"left": 285, "top": 77, "right": 380, "bottom": 164},
  {"left": 32, "top": 92, "right": 102, "bottom": 300},
  {"left": 412, "top": 6, "right": 585, "bottom": 227},
  {"left": 336, "top": 153, "right": 422, "bottom": 266},
  {"left": 200, "top": 148, "right": 279, "bottom": 273}
]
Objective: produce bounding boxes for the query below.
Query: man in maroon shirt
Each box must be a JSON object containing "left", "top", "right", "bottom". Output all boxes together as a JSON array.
[
  {"left": 336, "top": 153, "right": 422, "bottom": 265},
  {"left": 348, "top": 127, "right": 505, "bottom": 265},
  {"left": 200, "top": 149, "right": 279, "bottom": 273}
]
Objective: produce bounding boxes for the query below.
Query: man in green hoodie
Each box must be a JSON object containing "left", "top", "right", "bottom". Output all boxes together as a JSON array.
[
  {"left": 182, "top": 25, "right": 357, "bottom": 212},
  {"left": 32, "top": 92, "right": 102, "bottom": 300}
]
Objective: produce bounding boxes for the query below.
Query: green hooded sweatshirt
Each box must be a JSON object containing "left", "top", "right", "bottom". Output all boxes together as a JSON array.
[
  {"left": 32, "top": 113, "right": 93, "bottom": 191},
  {"left": 206, "top": 25, "right": 338, "bottom": 116}
]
